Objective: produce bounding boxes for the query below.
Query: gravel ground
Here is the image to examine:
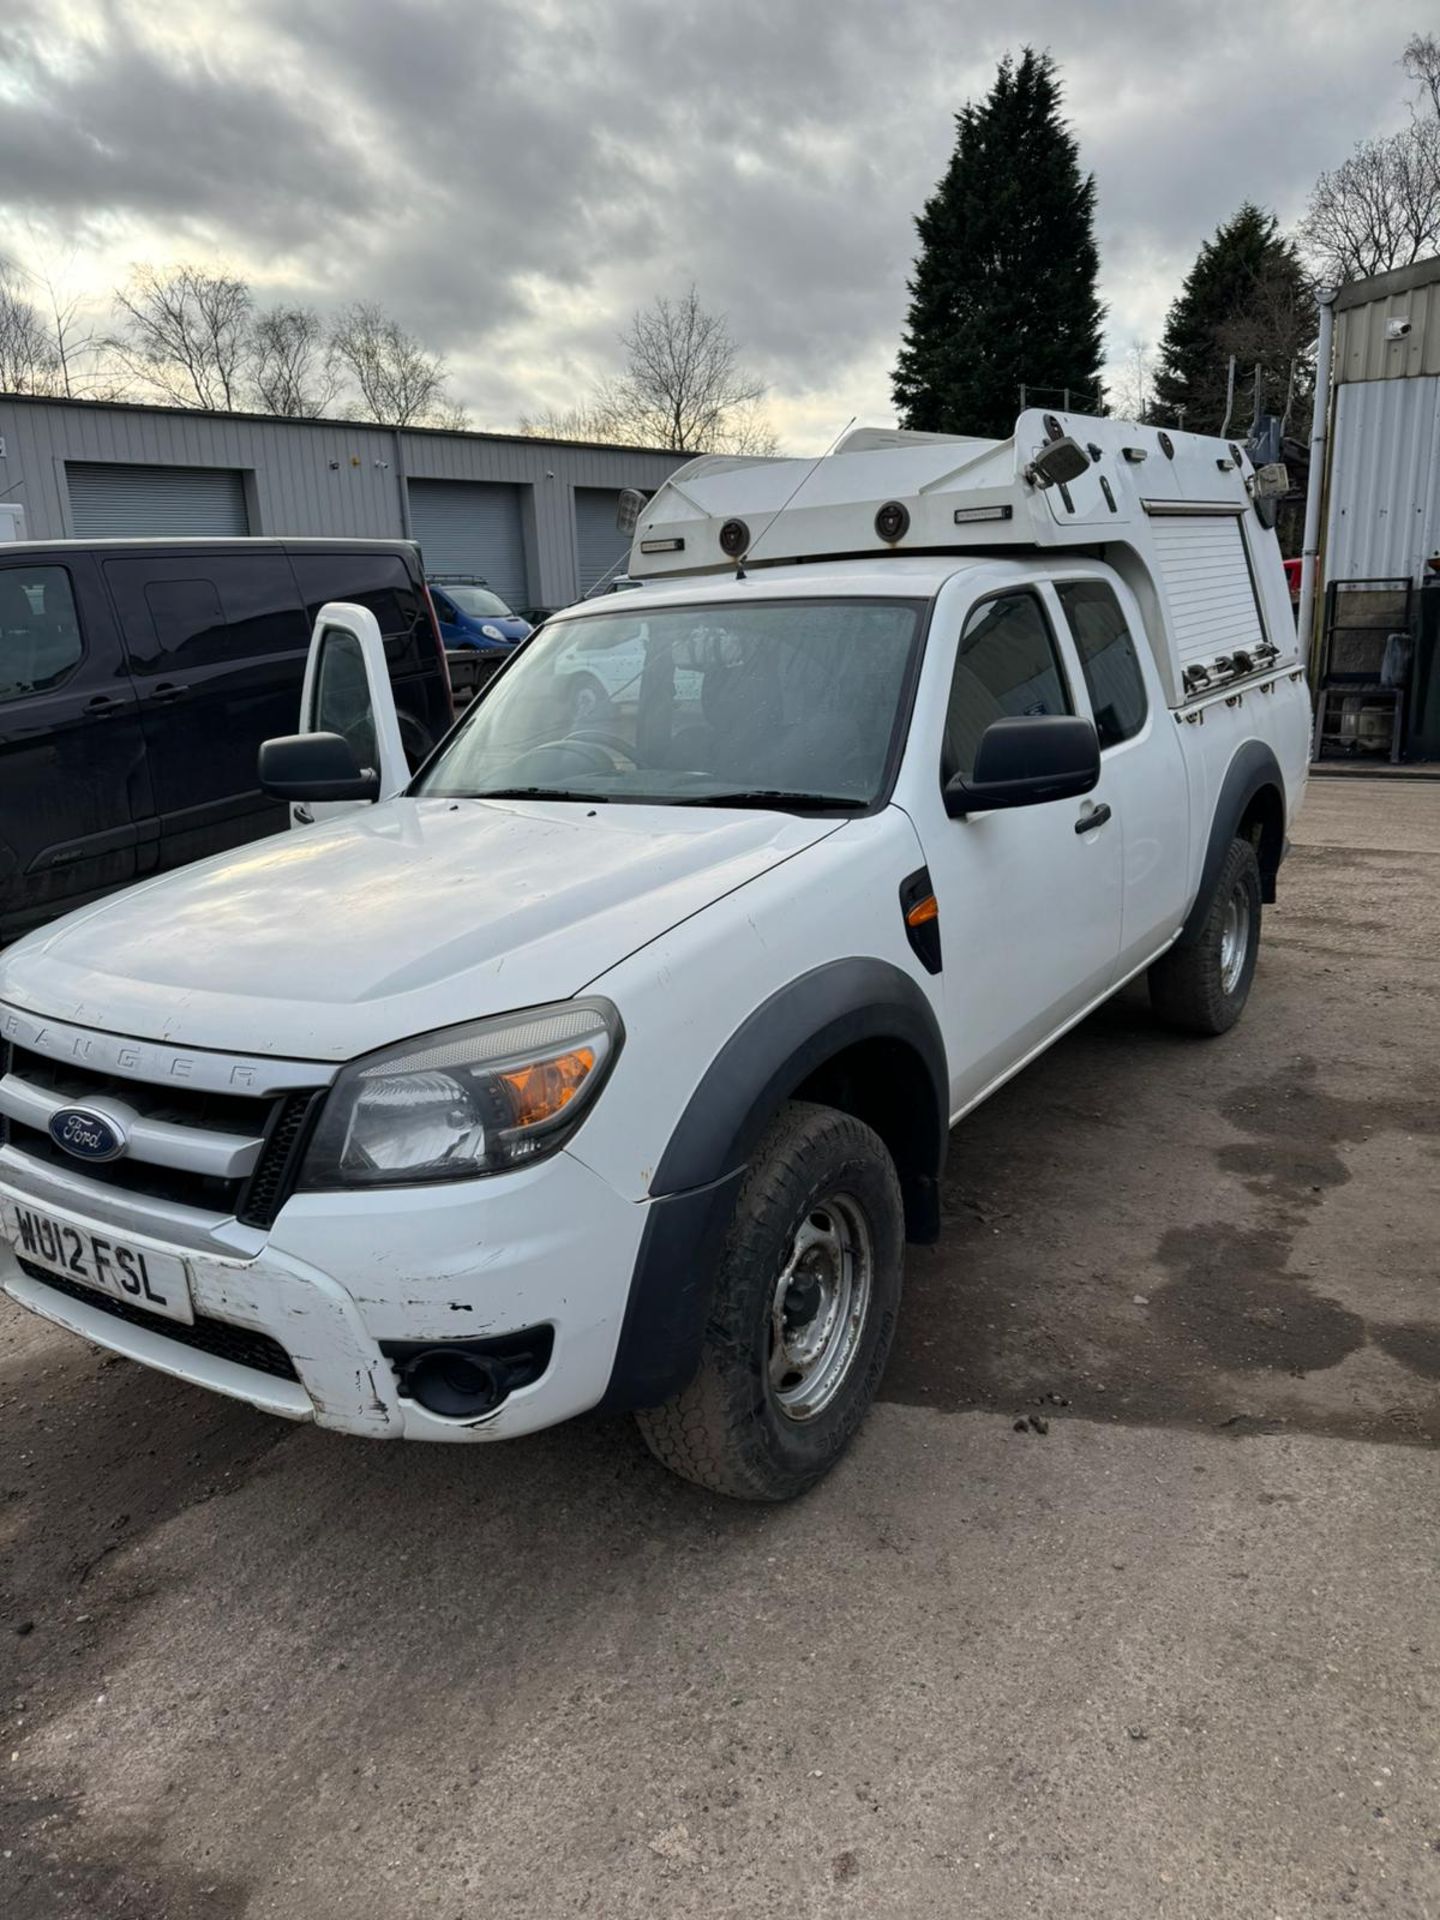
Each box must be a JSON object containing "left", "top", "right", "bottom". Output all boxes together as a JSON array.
[{"left": 2, "top": 775, "right": 1437, "bottom": 1919}]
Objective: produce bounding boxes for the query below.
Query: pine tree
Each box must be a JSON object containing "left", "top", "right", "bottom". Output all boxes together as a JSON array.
[
  {"left": 1152, "top": 205, "right": 1315, "bottom": 434},
  {"left": 892, "top": 50, "right": 1105, "bottom": 438}
]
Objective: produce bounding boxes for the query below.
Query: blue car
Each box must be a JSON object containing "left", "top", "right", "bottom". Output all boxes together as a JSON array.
[{"left": 428, "top": 578, "right": 532, "bottom": 649}]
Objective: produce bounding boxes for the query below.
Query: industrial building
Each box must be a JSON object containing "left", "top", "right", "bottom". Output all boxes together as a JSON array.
[
  {"left": 0, "top": 394, "right": 686, "bottom": 616},
  {"left": 1309, "top": 253, "right": 1440, "bottom": 763}
]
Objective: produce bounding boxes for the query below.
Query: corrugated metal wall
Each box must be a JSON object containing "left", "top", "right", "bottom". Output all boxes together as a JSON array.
[
  {"left": 0, "top": 396, "right": 684, "bottom": 612},
  {"left": 1325, "top": 376, "right": 1440, "bottom": 584},
  {"left": 1334, "top": 268, "right": 1440, "bottom": 384}
]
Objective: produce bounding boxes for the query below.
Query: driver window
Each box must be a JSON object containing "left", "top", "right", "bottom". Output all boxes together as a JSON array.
[
  {"left": 941, "top": 592, "right": 1072, "bottom": 784},
  {"left": 312, "top": 628, "right": 377, "bottom": 769}
]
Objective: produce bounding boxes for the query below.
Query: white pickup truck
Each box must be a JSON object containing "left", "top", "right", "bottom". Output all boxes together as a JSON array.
[{"left": 0, "top": 413, "right": 1310, "bottom": 1501}]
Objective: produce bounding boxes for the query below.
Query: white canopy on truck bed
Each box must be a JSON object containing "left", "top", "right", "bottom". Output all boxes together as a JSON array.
[{"left": 627, "top": 410, "right": 1298, "bottom": 709}]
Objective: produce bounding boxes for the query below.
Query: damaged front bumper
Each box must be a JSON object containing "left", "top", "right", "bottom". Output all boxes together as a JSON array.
[{"left": 0, "top": 1149, "right": 648, "bottom": 1441}]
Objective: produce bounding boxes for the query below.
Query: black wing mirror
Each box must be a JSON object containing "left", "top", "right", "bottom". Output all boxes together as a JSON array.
[
  {"left": 259, "top": 732, "right": 380, "bottom": 804},
  {"left": 944, "top": 715, "right": 1099, "bottom": 817}
]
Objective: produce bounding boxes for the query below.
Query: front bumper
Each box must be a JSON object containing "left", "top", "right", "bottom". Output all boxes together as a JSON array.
[{"left": 0, "top": 1150, "right": 648, "bottom": 1441}]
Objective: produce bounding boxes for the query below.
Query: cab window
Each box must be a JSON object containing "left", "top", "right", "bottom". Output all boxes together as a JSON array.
[
  {"left": 0, "top": 566, "right": 84, "bottom": 702},
  {"left": 1056, "top": 580, "right": 1148, "bottom": 749},
  {"left": 941, "top": 591, "right": 1072, "bottom": 784}
]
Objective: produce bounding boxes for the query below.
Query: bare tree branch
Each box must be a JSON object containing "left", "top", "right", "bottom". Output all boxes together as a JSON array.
[
  {"left": 249, "top": 305, "right": 340, "bottom": 418},
  {"left": 519, "top": 288, "right": 777, "bottom": 454},
  {"left": 1301, "top": 119, "right": 1440, "bottom": 283},
  {"left": 1403, "top": 33, "right": 1440, "bottom": 121},
  {"left": 1109, "top": 341, "right": 1155, "bottom": 423},
  {"left": 110, "top": 264, "right": 253, "bottom": 408},
  {"left": 328, "top": 303, "right": 456, "bottom": 426},
  {"left": 0, "top": 259, "right": 62, "bottom": 395}
]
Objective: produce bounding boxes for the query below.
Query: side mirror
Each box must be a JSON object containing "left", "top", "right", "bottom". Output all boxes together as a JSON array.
[
  {"left": 944, "top": 715, "right": 1100, "bottom": 817},
  {"left": 259, "top": 732, "right": 380, "bottom": 804}
]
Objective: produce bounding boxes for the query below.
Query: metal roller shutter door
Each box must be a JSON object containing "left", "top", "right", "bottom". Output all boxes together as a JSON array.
[
  {"left": 1150, "top": 515, "right": 1266, "bottom": 670},
  {"left": 68, "top": 462, "right": 249, "bottom": 537},
  {"left": 408, "top": 480, "right": 527, "bottom": 608},
  {"left": 574, "top": 488, "right": 630, "bottom": 593}
]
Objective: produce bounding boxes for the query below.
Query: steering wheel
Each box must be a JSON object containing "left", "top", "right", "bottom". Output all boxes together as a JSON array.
[
  {"left": 568, "top": 728, "right": 637, "bottom": 761},
  {"left": 504, "top": 738, "right": 618, "bottom": 778}
]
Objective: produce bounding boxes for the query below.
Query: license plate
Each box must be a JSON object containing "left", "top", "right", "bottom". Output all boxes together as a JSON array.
[{"left": 2, "top": 1202, "right": 193, "bottom": 1325}]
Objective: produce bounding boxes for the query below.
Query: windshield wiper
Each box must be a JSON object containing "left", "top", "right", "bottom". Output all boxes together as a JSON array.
[
  {"left": 670, "top": 790, "right": 866, "bottom": 813},
  {"left": 465, "top": 787, "right": 611, "bottom": 803}
]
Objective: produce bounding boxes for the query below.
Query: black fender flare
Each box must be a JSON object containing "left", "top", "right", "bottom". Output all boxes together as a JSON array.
[
  {"left": 1177, "top": 740, "right": 1285, "bottom": 945},
  {"left": 599, "top": 958, "right": 948, "bottom": 1411}
]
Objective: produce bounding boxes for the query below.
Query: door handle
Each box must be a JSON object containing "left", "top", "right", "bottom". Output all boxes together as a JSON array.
[
  {"left": 1075, "top": 802, "right": 1112, "bottom": 834},
  {"left": 151, "top": 682, "right": 188, "bottom": 703},
  {"left": 292, "top": 806, "right": 314, "bottom": 825},
  {"left": 83, "top": 694, "right": 127, "bottom": 718}
]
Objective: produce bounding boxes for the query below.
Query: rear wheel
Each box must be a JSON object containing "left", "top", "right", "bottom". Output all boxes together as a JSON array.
[
  {"left": 1148, "top": 836, "right": 1262, "bottom": 1036},
  {"left": 636, "top": 1102, "right": 904, "bottom": 1501}
]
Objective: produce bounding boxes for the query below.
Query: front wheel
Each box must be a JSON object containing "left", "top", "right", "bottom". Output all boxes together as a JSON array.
[
  {"left": 1148, "top": 835, "right": 1262, "bottom": 1036},
  {"left": 636, "top": 1102, "right": 904, "bottom": 1501}
]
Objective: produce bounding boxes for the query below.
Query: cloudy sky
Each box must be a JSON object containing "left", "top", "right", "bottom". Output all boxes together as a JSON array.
[{"left": 0, "top": 0, "right": 1426, "bottom": 447}]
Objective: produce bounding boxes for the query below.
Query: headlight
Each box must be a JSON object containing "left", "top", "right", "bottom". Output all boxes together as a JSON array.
[
  {"left": 480, "top": 623, "right": 505, "bottom": 640},
  {"left": 299, "top": 999, "right": 622, "bottom": 1189}
]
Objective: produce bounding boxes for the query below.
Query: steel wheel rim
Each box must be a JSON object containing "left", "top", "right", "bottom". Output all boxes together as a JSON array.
[
  {"left": 768, "top": 1192, "right": 873, "bottom": 1423},
  {"left": 1219, "top": 884, "right": 1251, "bottom": 995}
]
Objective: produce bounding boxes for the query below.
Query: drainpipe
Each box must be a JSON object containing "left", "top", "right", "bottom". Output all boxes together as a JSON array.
[
  {"left": 393, "top": 426, "right": 413, "bottom": 541},
  {"left": 1296, "top": 288, "right": 1337, "bottom": 679}
]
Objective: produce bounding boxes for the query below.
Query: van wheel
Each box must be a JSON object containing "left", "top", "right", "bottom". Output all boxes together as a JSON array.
[
  {"left": 1148, "top": 836, "right": 1262, "bottom": 1036},
  {"left": 636, "top": 1102, "right": 904, "bottom": 1502}
]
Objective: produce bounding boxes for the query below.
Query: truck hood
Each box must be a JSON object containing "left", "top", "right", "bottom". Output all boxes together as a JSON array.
[{"left": 0, "top": 798, "right": 843, "bottom": 1061}]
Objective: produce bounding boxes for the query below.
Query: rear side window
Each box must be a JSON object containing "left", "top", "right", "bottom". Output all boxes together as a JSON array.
[
  {"left": 0, "top": 566, "right": 84, "bottom": 702},
  {"left": 942, "top": 591, "right": 1072, "bottom": 783},
  {"left": 291, "top": 553, "right": 425, "bottom": 673},
  {"left": 107, "top": 554, "right": 306, "bottom": 674},
  {"left": 1055, "top": 580, "right": 1148, "bottom": 749}
]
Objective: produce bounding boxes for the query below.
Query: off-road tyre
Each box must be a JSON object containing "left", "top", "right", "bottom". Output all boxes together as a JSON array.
[
  {"left": 1148, "top": 835, "right": 1262, "bottom": 1037},
  {"left": 636, "top": 1101, "right": 904, "bottom": 1502}
]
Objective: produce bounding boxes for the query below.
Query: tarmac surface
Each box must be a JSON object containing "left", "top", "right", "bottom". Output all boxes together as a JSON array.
[{"left": 2, "top": 775, "right": 1437, "bottom": 1918}]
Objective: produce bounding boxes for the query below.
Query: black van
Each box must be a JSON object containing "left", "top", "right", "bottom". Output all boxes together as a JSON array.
[{"left": 0, "top": 538, "right": 452, "bottom": 941}]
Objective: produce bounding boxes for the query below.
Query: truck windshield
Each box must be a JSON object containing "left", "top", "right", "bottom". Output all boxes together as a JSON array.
[{"left": 418, "top": 598, "right": 923, "bottom": 809}]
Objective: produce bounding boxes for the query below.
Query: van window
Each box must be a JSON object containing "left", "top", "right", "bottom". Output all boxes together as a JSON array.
[
  {"left": 1055, "top": 580, "right": 1148, "bottom": 749},
  {"left": 311, "top": 627, "right": 377, "bottom": 768},
  {"left": 107, "top": 554, "right": 307, "bottom": 673},
  {"left": 291, "top": 554, "right": 424, "bottom": 672},
  {"left": 942, "top": 591, "right": 1073, "bottom": 784},
  {"left": 0, "top": 566, "right": 84, "bottom": 702}
]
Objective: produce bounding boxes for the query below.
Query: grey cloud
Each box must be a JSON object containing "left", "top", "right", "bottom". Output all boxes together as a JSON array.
[
  {"left": 0, "top": 13, "right": 377, "bottom": 255},
  {"left": 0, "top": 0, "right": 1425, "bottom": 431}
]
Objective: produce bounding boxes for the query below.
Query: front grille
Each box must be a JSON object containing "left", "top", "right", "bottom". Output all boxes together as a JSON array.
[
  {"left": 19, "top": 1261, "right": 301, "bottom": 1383},
  {"left": 1, "top": 1038, "right": 324, "bottom": 1229},
  {"left": 238, "top": 1091, "right": 324, "bottom": 1229}
]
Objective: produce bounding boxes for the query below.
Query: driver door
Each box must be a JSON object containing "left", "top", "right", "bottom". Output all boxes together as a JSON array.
[{"left": 291, "top": 602, "right": 409, "bottom": 826}]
